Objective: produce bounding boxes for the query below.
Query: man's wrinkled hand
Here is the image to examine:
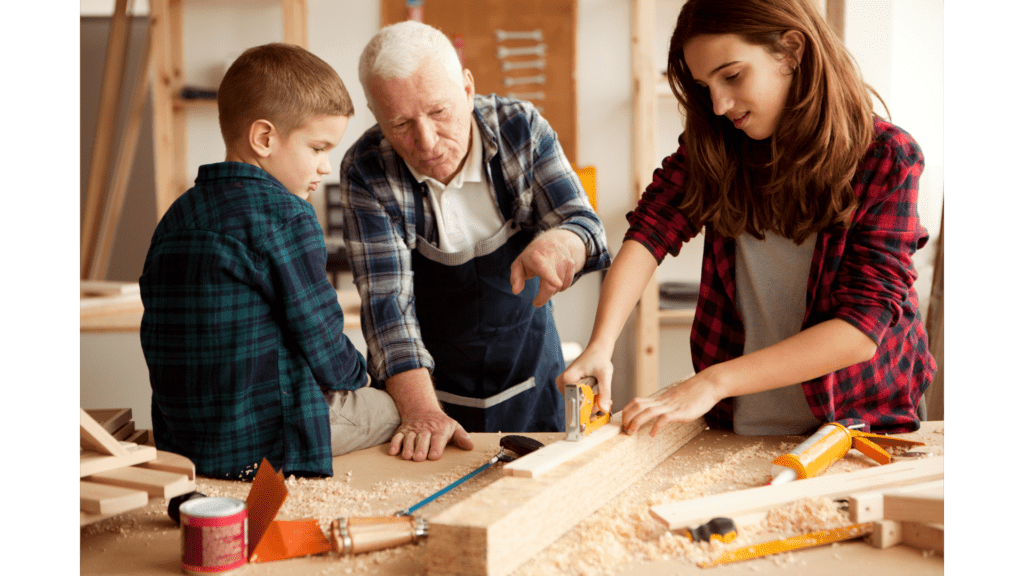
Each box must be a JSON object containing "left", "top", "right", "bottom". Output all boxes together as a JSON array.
[
  {"left": 510, "top": 230, "right": 583, "bottom": 307},
  {"left": 388, "top": 410, "right": 474, "bottom": 461}
]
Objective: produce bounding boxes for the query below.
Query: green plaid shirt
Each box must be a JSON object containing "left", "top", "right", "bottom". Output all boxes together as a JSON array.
[{"left": 140, "top": 162, "right": 366, "bottom": 479}]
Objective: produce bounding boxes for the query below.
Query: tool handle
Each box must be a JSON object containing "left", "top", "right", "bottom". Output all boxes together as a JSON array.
[{"left": 330, "top": 516, "right": 427, "bottom": 555}]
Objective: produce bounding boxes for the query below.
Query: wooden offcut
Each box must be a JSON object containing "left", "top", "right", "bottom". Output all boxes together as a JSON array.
[
  {"left": 81, "top": 442, "right": 157, "bottom": 478},
  {"left": 650, "top": 456, "right": 943, "bottom": 531},
  {"left": 80, "top": 481, "right": 149, "bottom": 515},
  {"left": 81, "top": 408, "right": 129, "bottom": 457},
  {"left": 87, "top": 466, "right": 193, "bottom": 499},
  {"left": 848, "top": 479, "right": 944, "bottom": 523},
  {"left": 426, "top": 417, "right": 706, "bottom": 576},
  {"left": 502, "top": 416, "right": 621, "bottom": 478},
  {"left": 84, "top": 408, "right": 132, "bottom": 435}
]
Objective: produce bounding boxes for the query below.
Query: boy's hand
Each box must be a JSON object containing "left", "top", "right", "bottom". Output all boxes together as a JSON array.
[{"left": 389, "top": 410, "right": 474, "bottom": 461}]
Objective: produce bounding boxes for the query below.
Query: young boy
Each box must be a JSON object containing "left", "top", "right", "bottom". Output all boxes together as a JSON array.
[{"left": 139, "top": 43, "right": 400, "bottom": 480}]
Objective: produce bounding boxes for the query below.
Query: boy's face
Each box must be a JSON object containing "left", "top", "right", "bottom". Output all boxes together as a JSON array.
[{"left": 263, "top": 114, "right": 349, "bottom": 200}]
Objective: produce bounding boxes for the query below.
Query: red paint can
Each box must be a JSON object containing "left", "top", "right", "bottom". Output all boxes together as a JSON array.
[{"left": 179, "top": 497, "right": 248, "bottom": 574}]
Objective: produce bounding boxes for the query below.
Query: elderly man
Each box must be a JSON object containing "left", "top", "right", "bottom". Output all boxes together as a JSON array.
[{"left": 339, "top": 21, "right": 610, "bottom": 462}]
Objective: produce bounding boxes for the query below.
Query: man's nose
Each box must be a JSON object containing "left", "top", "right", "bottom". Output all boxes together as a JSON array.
[{"left": 414, "top": 119, "right": 439, "bottom": 151}]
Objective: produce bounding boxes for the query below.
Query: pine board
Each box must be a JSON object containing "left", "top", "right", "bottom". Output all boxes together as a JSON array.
[{"left": 426, "top": 417, "right": 706, "bottom": 576}]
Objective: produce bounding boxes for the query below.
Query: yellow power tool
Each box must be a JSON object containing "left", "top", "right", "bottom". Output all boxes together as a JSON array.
[{"left": 565, "top": 376, "right": 610, "bottom": 441}]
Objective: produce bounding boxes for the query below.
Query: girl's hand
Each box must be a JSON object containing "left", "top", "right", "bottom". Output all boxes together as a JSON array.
[
  {"left": 557, "top": 346, "right": 614, "bottom": 415},
  {"left": 621, "top": 373, "right": 722, "bottom": 436}
]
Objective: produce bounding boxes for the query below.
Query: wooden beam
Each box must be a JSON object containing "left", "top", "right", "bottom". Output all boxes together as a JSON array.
[
  {"left": 82, "top": 0, "right": 133, "bottom": 278},
  {"left": 503, "top": 417, "right": 621, "bottom": 478},
  {"left": 81, "top": 408, "right": 129, "bottom": 457},
  {"left": 650, "top": 456, "right": 943, "bottom": 531},
  {"left": 80, "top": 481, "right": 149, "bottom": 515},
  {"left": 88, "top": 32, "right": 153, "bottom": 280},
  {"left": 884, "top": 491, "right": 943, "bottom": 525},
  {"left": 426, "top": 417, "right": 706, "bottom": 576},
  {"left": 139, "top": 450, "right": 196, "bottom": 481},
  {"left": 86, "top": 466, "right": 194, "bottom": 499},
  {"left": 84, "top": 408, "right": 133, "bottom": 434},
  {"left": 281, "top": 0, "right": 308, "bottom": 48},
  {"left": 81, "top": 443, "right": 158, "bottom": 478},
  {"left": 848, "top": 479, "right": 943, "bottom": 523},
  {"left": 630, "top": 0, "right": 661, "bottom": 399}
]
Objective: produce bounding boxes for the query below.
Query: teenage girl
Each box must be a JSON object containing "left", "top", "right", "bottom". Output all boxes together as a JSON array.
[{"left": 559, "top": 0, "right": 935, "bottom": 437}]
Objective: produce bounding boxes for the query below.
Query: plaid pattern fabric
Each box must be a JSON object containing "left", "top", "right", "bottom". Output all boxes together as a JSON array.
[
  {"left": 140, "top": 162, "right": 367, "bottom": 479},
  {"left": 339, "top": 94, "right": 610, "bottom": 384},
  {"left": 625, "top": 118, "right": 935, "bottom": 434}
]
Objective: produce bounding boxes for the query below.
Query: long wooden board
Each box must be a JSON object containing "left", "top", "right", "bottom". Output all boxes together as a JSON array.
[
  {"left": 650, "top": 456, "right": 944, "bottom": 531},
  {"left": 426, "top": 417, "right": 706, "bottom": 576},
  {"left": 87, "top": 466, "right": 193, "bottom": 499},
  {"left": 81, "top": 443, "right": 157, "bottom": 478},
  {"left": 80, "top": 481, "right": 149, "bottom": 515}
]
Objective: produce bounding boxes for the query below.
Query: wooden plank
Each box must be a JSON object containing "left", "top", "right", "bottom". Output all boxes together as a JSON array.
[
  {"left": 81, "top": 408, "right": 129, "bottom": 457},
  {"left": 82, "top": 0, "right": 132, "bottom": 278},
  {"left": 81, "top": 480, "right": 149, "bottom": 515},
  {"left": 868, "top": 520, "right": 902, "bottom": 549},
  {"left": 650, "top": 456, "right": 943, "bottom": 531},
  {"left": 139, "top": 450, "right": 196, "bottom": 481},
  {"left": 87, "top": 466, "right": 194, "bottom": 499},
  {"left": 88, "top": 31, "right": 153, "bottom": 279},
  {"left": 84, "top": 408, "right": 133, "bottom": 434},
  {"left": 426, "top": 417, "right": 706, "bottom": 576},
  {"left": 503, "top": 417, "right": 621, "bottom": 478},
  {"left": 901, "top": 522, "right": 944, "bottom": 554},
  {"left": 111, "top": 420, "right": 136, "bottom": 441},
  {"left": 884, "top": 491, "right": 943, "bottom": 525},
  {"left": 281, "top": 0, "right": 308, "bottom": 48},
  {"left": 81, "top": 443, "right": 158, "bottom": 478},
  {"left": 848, "top": 479, "right": 944, "bottom": 523},
  {"left": 80, "top": 281, "right": 140, "bottom": 296},
  {"left": 80, "top": 292, "right": 144, "bottom": 318}
]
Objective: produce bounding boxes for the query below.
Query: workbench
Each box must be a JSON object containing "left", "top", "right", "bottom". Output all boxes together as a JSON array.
[{"left": 80, "top": 421, "right": 944, "bottom": 575}]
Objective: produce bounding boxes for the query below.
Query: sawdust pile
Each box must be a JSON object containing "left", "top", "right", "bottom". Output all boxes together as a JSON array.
[{"left": 512, "top": 441, "right": 854, "bottom": 576}]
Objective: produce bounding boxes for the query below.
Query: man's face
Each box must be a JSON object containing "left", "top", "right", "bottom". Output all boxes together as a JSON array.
[{"left": 369, "top": 59, "right": 475, "bottom": 185}]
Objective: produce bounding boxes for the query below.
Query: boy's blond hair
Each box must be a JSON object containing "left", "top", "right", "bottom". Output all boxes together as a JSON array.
[{"left": 218, "top": 43, "right": 354, "bottom": 148}]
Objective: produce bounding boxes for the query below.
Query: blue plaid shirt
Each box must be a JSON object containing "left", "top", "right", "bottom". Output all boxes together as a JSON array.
[
  {"left": 339, "top": 94, "right": 610, "bottom": 383},
  {"left": 140, "top": 162, "right": 367, "bottom": 479}
]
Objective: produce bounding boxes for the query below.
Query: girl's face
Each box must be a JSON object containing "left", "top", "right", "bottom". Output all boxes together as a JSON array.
[{"left": 684, "top": 33, "right": 803, "bottom": 141}]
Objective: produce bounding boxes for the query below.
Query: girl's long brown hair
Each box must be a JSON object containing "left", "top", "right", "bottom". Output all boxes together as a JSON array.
[{"left": 667, "top": 0, "right": 884, "bottom": 244}]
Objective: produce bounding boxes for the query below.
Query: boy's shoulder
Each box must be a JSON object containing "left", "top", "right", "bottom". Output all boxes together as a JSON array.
[{"left": 156, "top": 162, "right": 314, "bottom": 239}]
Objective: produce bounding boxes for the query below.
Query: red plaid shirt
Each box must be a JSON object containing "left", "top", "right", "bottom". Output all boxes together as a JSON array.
[{"left": 625, "top": 118, "right": 935, "bottom": 434}]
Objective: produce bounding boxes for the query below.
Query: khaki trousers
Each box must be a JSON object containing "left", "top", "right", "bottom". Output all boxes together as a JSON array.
[{"left": 324, "top": 387, "right": 401, "bottom": 456}]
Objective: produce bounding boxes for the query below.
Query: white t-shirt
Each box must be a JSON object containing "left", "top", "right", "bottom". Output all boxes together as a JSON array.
[{"left": 405, "top": 120, "right": 504, "bottom": 253}]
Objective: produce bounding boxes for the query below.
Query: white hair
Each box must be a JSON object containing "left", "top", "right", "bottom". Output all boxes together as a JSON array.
[{"left": 358, "top": 21, "right": 465, "bottom": 114}]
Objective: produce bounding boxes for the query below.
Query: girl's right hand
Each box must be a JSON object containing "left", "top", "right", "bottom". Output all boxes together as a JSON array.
[{"left": 557, "top": 346, "right": 614, "bottom": 415}]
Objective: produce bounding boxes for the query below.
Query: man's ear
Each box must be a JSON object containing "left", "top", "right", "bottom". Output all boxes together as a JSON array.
[
  {"left": 248, "top": 119, "right": 276, "bottom": 158},
  {"left": 462, "top": 69, "right": 476, "bottom": 101},
  {"left": 781, "top": 30, "right": 806, "bottom": 68}
]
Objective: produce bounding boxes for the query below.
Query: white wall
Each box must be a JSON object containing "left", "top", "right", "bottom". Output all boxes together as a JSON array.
[{"left": 81, "top": 0, "right": 944, "bottom": 424}]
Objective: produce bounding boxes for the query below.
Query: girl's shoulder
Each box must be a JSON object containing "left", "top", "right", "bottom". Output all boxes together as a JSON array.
[{"left": 865, "top": 117, "right": 924, "bottom": 170}]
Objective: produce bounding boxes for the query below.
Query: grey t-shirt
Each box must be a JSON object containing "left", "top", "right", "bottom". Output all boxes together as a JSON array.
[{"left": 731, "top": 231, "right": 821, "bottom": 435}]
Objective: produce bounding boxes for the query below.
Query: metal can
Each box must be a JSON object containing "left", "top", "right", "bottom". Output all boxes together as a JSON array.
[{"left": 179, "top": 496, "right": 248, "bottom": 574}]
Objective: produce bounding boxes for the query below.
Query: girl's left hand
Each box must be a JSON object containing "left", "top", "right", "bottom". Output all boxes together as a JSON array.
[{"left": 621, "top": 373, "right": 722, "bottom": 436}]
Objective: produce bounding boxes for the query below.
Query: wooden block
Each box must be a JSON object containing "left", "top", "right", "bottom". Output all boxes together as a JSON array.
[
  {"left": 126, "top": 429, "right": 153, "bottom": 446},
  {"left": 111, "top": 420, "right": 136, "bottom": 441},
  {"left": 81, "top": 480, "right": 149, "bottom": 515},
  {"left": 503, "top": 417, "right": 622, "bottom": 478},
  {"left": 848, "top": 479, "right": 944, "bottom": 523},
  {"left": 426, "top": 417, "right": 706, "bottom": 576},
  {"left": 84, "top": 408, "right": 132, "bottom": 434},
  {"left": 87, "top": 466, "right": 194, "bottom": 499},
  {"left": 650, "top": 456, "right": 943, "bottom": 531},
  {"left": 80, "top": 281, "right": 140, "bottom": 296},
  {"left": 900, "top": 522, "right": 944, "bottom": 554},
  {"left": 81, "top": 408, "right": 129, "bottom": 457},
  {"left": 81, "top": 443, "right": 158, "bottom": 478},
  {"left": 139, "top": 450, "right": 196, "bottom": 481},
  {"left": 883, "top": 491, "right": 943, "bottom": 524},
  {"left": 869, "top": 520, "right": 903, "bottom": 549}
]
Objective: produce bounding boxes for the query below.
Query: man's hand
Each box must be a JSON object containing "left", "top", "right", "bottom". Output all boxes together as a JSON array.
[
  {"left": 510, "top": 229, "right": 587, "bottom": 307},
  {"left": 384, "top": 368, "right": 474, "bottom": 461},
  {"left": 389, "top": 410, "right": 474, "bottom": 461}
]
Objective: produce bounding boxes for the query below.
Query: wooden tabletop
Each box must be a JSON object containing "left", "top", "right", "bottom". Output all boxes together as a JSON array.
[{"left": 80, "top": 422, "right": 945, "bottom": 575}]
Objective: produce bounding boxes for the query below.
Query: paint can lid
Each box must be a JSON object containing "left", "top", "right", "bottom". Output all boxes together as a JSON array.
[{"left": 179, "top": 496, "right": 246, "bottom": 518}]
